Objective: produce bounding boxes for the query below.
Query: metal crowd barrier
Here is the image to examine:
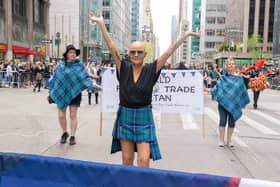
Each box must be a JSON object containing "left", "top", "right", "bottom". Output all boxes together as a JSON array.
[
  {"left": 0, "top": 71, "right": 21, "bottom": 88},
  {"left": 270, "top": 76, "right": 280, "bottom": 90}
]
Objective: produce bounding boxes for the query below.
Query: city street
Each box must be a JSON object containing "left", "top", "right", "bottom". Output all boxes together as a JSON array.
[{"left": 0, "top": 88, "right": 279, "bottom": 182}]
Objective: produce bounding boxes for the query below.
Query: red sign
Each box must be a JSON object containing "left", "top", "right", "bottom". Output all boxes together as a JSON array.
[
  {"left": 12, "top": 46, "right": 33, "bottom": 55},
  {"left": 0, "top": 43, "right": 7, "bottom": 52}
]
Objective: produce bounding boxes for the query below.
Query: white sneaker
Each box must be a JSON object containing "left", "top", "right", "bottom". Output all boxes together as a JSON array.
[
  {"left": 218, "top": 140, "right": 225, "bottom": 147},
  {"left": 227, "top": 141, "right": 234, "bottom": 147}
]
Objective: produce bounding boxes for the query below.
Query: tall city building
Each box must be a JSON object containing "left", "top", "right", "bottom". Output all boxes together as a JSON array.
[
  {"left": 200, "top": 0, "right": 226, "bottom": 63},
  {"left": 0, "top": 0, "right": 50, "bottom": 61},
  {"left": 225, "top": 0, "right": 244, "bottom": 45},
  {"left": 190, "top": 0, "right": 201, "bottom": 63},
  {"left": 273, "top": 0, "right": 280, "bottom": 64},
  {"left": 153, "top": 35, "right": 160, "bottom": 58},
  {"left": 50, "top": 0, "right": 102, "bottom": 63},
  {"left": 102, "top": 0, "right": 131, "bottom": 63},
  {"left": 141, "top": 0, "right": 155, "bottom": 62},
  {"left": 131, "top": 0, "right": 140, "bottom": 42},
  {"left": 177, "top": 0, "right": 189, "bottom": 65},
  {"left": 170, "top": 15, "right": 178, "bottom": 64},
  {"left": 243, "top": 0, "right": 275, "bottom": 52},
  {"left": 80, "top": 0, "right": 102, "bottom": 63},
  {"left": 141, "top": 0, "right": 153, "bottom": 43},
  {"left": 49, "top": 0, "right": 80, "bottom": 60}
]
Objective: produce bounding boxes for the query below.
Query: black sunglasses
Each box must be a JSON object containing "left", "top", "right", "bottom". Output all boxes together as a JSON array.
[{"left": 129, "top": 50, "right": 144, "bottom": 56}]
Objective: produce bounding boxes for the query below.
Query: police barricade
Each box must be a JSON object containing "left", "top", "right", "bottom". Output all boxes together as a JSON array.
[
  {"left": 0, "top": 152, "right": 279, "bottom": 187},
  {"left": 0, "top": 71, "right": 21, "bottom": 88},
  {"left": 270, "top": 76, "right": 280, "bottom": 90},
  {"left": 17, "top": 70, "right": 33, "bottom": 88}
]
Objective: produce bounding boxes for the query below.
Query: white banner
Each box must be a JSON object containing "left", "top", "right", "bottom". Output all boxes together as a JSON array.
[
  {"left": 239, "top": 179, "right": 280, "bottom": 187},
  {"left": 101, "top": 68, "right": 204, "bottom": 114}
]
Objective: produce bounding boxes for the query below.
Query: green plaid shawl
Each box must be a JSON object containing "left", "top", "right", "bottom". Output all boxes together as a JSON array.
[
  {"left": 49, "top": 60, "right": 92, "bottom": 110},
  {"left": 111, "top": 105, "right": 162, "bottom": 161},
  {"left": 211, "top": 74, "right": 250, "bottom": 121}
]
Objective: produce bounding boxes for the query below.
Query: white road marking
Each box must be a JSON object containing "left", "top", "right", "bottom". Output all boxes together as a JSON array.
[
  {"left": 240, "top": 115, "right": 280, "bottom": 135},
  {"left": 251, "top": 110, "right": 280, "bottom": 127},
  {"left": 180, "top": 113, "right": 199, "bottom": 130}
]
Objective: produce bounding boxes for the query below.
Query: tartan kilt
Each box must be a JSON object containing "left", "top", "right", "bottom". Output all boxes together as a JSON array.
[{"left": 111, "top": 105, "right": 162, "bottom": 161}]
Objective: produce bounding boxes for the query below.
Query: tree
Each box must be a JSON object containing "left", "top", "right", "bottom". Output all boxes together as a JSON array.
[
  {"left": 144, "top": 42, "right": 154, "bottom": 64},
  {"left": 235, "top": 42, "right": 242, "bottom": 53},
  {"left": 217, "top": 43, "right": 229, "bottom": 52},
  {"left": 246, "top": 34, "right": 262, "bottom": 59}
]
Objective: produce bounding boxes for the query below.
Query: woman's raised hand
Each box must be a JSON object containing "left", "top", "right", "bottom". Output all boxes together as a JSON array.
[
  {"left": 89, "top": 12, "right": 104, "bottom": 25},
  {"left": 185, "top": 31, "right": 201, "bottom": 38}
]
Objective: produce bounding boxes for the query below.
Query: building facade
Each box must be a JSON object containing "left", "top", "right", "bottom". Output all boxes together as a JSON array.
[
  {"left": 190, "top": 0, "right": 201, "bottom": 63},
  {"left": 0, "top": 0, "right": 50, "bottom": 61},
  {"left": 273, "top": 0, "right": 280, "bottom": 65},
  {"left": 225, "top": 0, "right": 244, "bottom": 45},
  {"left": 102, "top": 0, "right": 131, "bottom": 63},
  {"left": 177, "top": 0, "right": 189, "bottom": 65},
  {"left": 131, "top": 0, "right": 140, "bottom": 42},
  {"left": 170, "top": 15, "right": 178, "bottom": 64},
  {"left": 200, "top": 0, "right": 226, "bottom": 63},
  {"left": 141, "top": 0, "right": 153, "bottom": 43},
  {"left": 49, "top": 0, "right": 79, "bottom": 60},
  {"left": 141, "top": 0, "right": 155, "bottom": 62},
  {"left": 243, "top": 0, "right": 275, "bottom": 53},
  {"left": 80, "top": 0, "right": 102, "bottom": 63}
]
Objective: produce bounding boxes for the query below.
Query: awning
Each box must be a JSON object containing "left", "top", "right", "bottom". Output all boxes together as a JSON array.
[
  {"left": 0, "top": 43, "right": 7, "bottom": 52},
  {"left": 12, "top": 45, "right": 33, "bottom": 55}
]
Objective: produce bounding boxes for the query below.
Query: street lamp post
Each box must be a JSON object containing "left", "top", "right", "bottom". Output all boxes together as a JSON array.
[{"left": 55, "top": 32, "right": 61, "bottom": 60}]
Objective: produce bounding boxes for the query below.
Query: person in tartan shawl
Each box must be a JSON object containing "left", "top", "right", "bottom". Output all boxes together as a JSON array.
[
  {"left": 90, "top": 12, "right": 200, "bottom": 167},
  {"left": 205, "top": 58, "right": 250, "bottom": 147},
  {"left": 49, "top": 45, "right": 101, "bottom": 146}
]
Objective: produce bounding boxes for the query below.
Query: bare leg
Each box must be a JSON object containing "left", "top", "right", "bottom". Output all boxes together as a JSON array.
[
  {"left": 136, "top": 142, "right": 150, "bottom": 167},
  {"left": 219, "top": 127, "right": 225, "bottom": 142},
  {"left": 227, "top": 127, "right": 234, "bottom": 143},
  {"left": 69, "top": 106, "right": 78, "bottom": 136},
  {"left": 120, "top": 140, "right": 135, "bottom": 165},
  {"left": 58, "top": 108, "right": 67, "bottom": 132}
]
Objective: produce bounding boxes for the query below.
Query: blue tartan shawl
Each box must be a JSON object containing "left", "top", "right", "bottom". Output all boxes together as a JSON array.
[
  {"left": 211, "top": 74, "right": 250, "bottom": 121},
  {"left": 49, "top": 60, "right": 92, "bottom": 110}
]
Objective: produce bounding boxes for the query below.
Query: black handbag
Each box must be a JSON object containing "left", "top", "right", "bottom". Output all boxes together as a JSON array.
[{"left": 47, "top": 95, "right": 54, "bottom": 104}]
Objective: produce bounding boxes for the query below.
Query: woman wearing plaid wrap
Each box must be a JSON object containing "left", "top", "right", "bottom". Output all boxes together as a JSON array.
[
  {"left": 205, "top": 59, "right": 250, "bottom": 147},
  {"left": 49, "top": 45, "right": 101, "bottom": 146},
  {"left": 90, "top": 12, "right": 200, "bottom": 167}
]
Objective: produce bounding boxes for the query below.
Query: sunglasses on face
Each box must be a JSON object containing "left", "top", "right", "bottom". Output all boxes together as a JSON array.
[{"left": 129, "top": 50, "right": 144, "bottom": 56}]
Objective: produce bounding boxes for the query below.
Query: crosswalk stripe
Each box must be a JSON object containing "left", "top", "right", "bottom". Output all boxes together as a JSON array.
[
  {"left": 204, "top": 107, "right": 247, "bottom": 147},
  {"left": 240, "top": 115, "right": 280, "bottom": 135},
  {"left": 180, "top": 113, "right": 199, "bottom": 130},
  {"left": 251, "top": 110, "right": 280, "bottom": 127},
  {"left": 233, "top": 136, "right": 249, "bottom": 147}
]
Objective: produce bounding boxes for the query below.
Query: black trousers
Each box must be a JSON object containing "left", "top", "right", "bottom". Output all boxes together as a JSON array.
[
  {"left": 34, "top": 80, "right": 41, "bottom": 91},
  {"left": 253, "top": 91, "right": 260, "bottom": 106},
  {"left": 88, "top": 92, "right": 98, "bottom": 104}
]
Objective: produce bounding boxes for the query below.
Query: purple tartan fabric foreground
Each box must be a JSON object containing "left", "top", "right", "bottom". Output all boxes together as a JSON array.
[{"left": 0, "top": 152, "right": 240, "bottom": 187}]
